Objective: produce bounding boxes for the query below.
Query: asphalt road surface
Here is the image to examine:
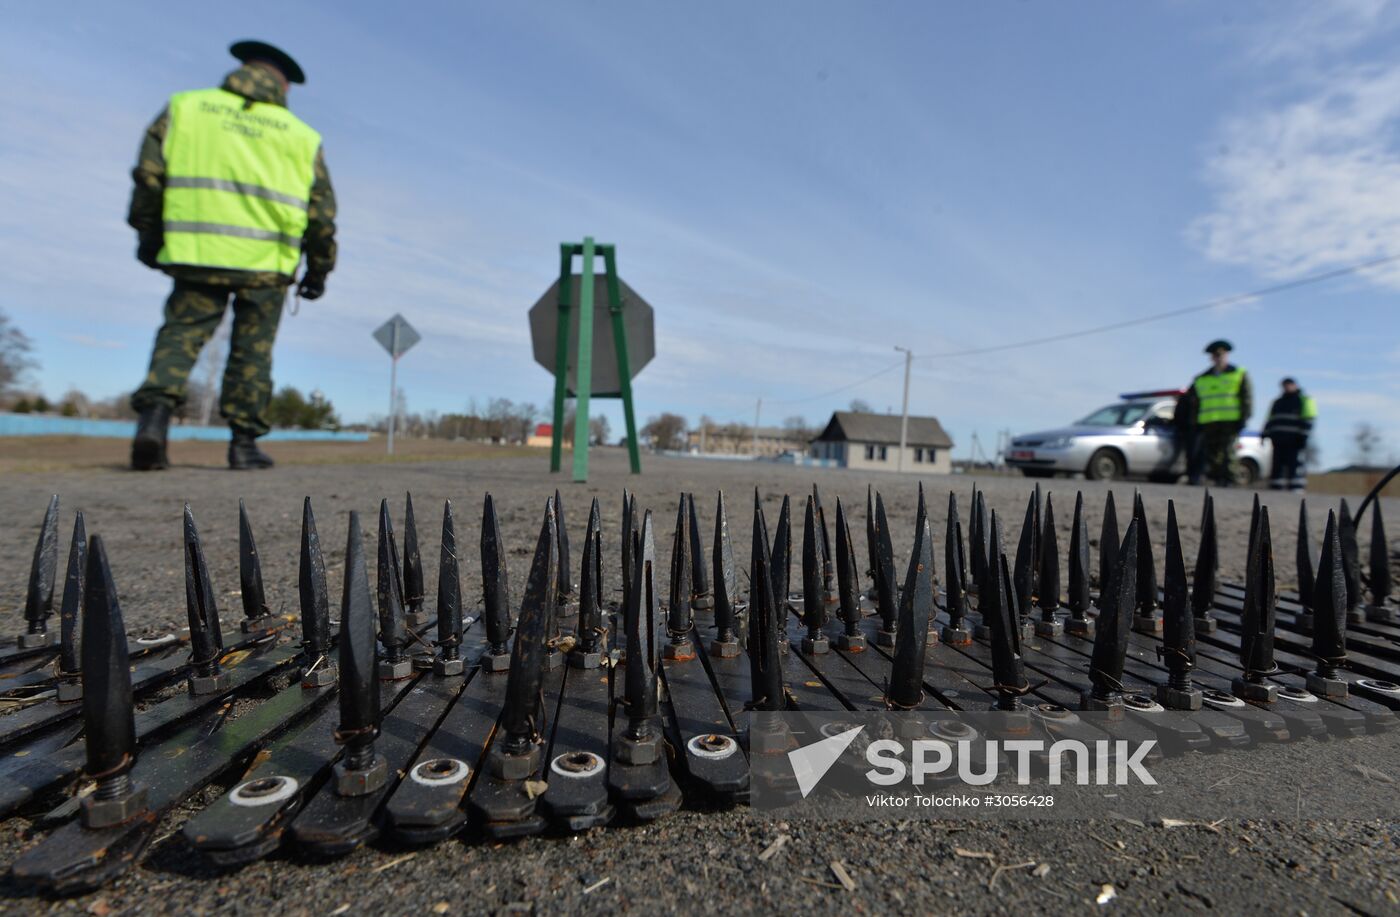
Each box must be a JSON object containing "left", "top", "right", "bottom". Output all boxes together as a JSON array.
[{"left": 1, "top": 449, "right": 1397, "bottom": 915}]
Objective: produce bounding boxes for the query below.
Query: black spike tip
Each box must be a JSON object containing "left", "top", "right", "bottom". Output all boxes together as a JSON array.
[
  {"left": 749, "top": 497, "right": 785, "bottom": 713},
  {"left": 1087, "top": 518, "right": 1137, "bottom": 708},
  {"left": 335, "top": 512, "right": 387, "bottom": 788},
  {"left": 183, "top": 504, "right": 225, "bottom": 686},
  {"left": 887, "top": 498, "right": 933, "bottom": 709},
  {"left": 624, "top": 509, "right": 660, "bottom": 734},
  {"left": 573, "top": 498, "right": 605, "bottom": 663},
  {"left": 1310, "top": 510, "right": 1348, "bottom": 690},
  {"left": 21, "top": 494, "right": 60, "bottom": 643},
  {"left": 688, "top": 493, "right": 713, "bottom": 611},
  {"left": 481, "top": 493, "right": 513, "bottom": 657},
  {"left": 298, "top": 498, "right": 334, "bottom": 684},
  {"left": 238, "top": 499, "right": 272, "bottom": 627},
  {"left": 376, "top": 500, "right": 410, "bottom": 676},
  {"left": 57, "top": 511, "right": 87, "bottom": 681},
  {"left": 800, "top": 495, "right": 828, "bottom": 653},
  {"left": 434, "top": 500, "right": 464, "bottom": 671},
  {"left": 499, "top": 499, "right": 558, "bottom": 760},
  {"left": 402, "top": 492, "right": 426, "bottom": 618},
  {"left": 665, "top": 494, "right": 694, "bottom": 656},
  {"left": 1157, "top": 501, "right": 1199, "bottom": 708}
]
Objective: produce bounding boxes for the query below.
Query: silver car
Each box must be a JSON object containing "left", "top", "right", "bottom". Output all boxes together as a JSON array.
[{"left": 1005, "top": 391, "right": 1272, "bottom": 484}]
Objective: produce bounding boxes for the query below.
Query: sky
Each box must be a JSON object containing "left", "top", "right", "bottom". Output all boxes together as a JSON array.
[{"left": 3, "top": 0, "right": 1399, "bottom": 469}]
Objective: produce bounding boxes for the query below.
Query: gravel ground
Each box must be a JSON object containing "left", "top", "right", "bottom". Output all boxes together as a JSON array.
[{"left": 1, "top": 449, "right": 1398, "bottom": 916}]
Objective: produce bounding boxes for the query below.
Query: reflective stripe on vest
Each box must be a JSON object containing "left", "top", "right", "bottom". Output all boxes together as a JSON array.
[
  {"left": 1194, "top": 367, "right": 1246, "bottom": 424},
  {"left": 158, "top": 87, "right": 320, "bottom": 277}
]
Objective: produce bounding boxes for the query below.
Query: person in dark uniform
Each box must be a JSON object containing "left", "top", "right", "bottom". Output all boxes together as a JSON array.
[
  {"left": 127, "top": 40, "right": 336, "bottom": 471},
  {"left": 1171, "top": 385, "right": 1200, "bottom": 484},
  {"left": 1263, "top": 377, "right": 1317, "bottom": 491}
]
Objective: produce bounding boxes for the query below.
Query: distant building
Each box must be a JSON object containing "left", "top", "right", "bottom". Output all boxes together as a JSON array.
[
  {"left": 526, "top": 423, "right": 555, "bottom": 449},
  {"left": 809, "top": 411, "right": 954, "bottom": 474},
  {"left": 686, "top": 424, "right": 806, "bottom": 457}
]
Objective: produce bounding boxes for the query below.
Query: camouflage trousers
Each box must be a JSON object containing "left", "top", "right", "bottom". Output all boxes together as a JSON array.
[
  {"left": 1198, "top": 422, "right": 1240, "bottom": 487},
  {"left": 130, "top": 280, "right": 286, "bottom": 437}
]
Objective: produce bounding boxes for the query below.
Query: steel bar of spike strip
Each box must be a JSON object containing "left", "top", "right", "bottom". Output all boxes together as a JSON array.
[
  {"left": 290, "top": 511, "right": 467, "bottom": 857},
  {"left": 659, "top": 494, "right": 747, "bottom": 801},
  {"left": 469, "top": 498, "right": 565, "bottom": 838},
  {"left": 608, "top": 508, "right": 682, "bottom": 820},
  {"left": 541, "top": 497, "right": 616, "bottom": 830}
]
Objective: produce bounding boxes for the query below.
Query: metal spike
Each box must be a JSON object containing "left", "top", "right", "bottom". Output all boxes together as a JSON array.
[
  {"left": 1190, "top": 492, "right": 1218, "bottom": 631},
  {"left": 687, "top": 493, "right": 713, "bottom": 612},
  {"left": 801, "top": 496, "right": 829, "bottom": 654},
  {"left": 984, "top": 512, "right": 1027, "bottom": 711},
  {"left": 771, "top": 495, "right": 792, "bottom": 615},
  {"left": 749, "top": 495, "right": 785, "bottom": 713},
  {"left": 238, "top": 500, "right": 277, "bottom": 633},
  {"left": 1131, "top": 492, "right": 1161, "bottom": 633},
  {"left": 333, "top": 512, "right": 388, "bottom": 794},
  {"left": 1035, "top": 493, "right": 1062, "bottom": 635},
  {"left": 886, "top": 493, "right": 933, "bottom": 709},
  {"left": 1234, "top": 507, "right": 1279, "bottom": 702},
  {"left": 865, "top": 485, "right": 880, "bottom": 598},
  {"left": 572, "top": 498, "right": 605, "bottom": 667},
  {"left": 1157, "top": 501, "right": 1200, "bottom": 710},
  {"left": 434, "top": 500, "right": 464, "bottom": 676},
  {"left": 554, "top": 488, "right": 573, "bottom": 601},
  {"left": 1012, "top": 491, "right": 1036, "bottom": 629},
  {"left": 873, "top": 493, "right": 898, "bottom": 645},
  {"left": 79, "top": 535, "right": 147, "bottom": 826},
  {"left": 402, "top": 492, "right": 427, "bottom": 625},
  {"left": 1066, "top": 492, "right": 1094, "bottom": 635},
  {"left": 480, "top": 493, "right": 513, "bottom": 669},
  {"left": 1086, "top": 517, "right": 1138, "bottom": 711},
  {"left": 943, "top": 492, "right": 971, "bottom": 644},
  {"left": 834, "top": 499, "right": 866, "bottom": 651},
  {"left": 1098, "top": 491, "right": 1119, "bottom": 599},
  {"left": 966, "top": 485, "right": 982, "bottom": 588},
  {"left": 20, "top": 494, "right": 60, "bottom": 647},
  {"left": 1031, "top": 482, "right": 1043, "bottom": 597},
  {"left": 622, "top": 509, "right": 661, "bottom": 753},
  {"left": 377, "top": 500, "right": 411, "bottom": 679},
  {"left": 665, "top": 494, "right": 695, "bottom": 660},
  {"left": 711, "top": 491, "right": 740, "bottom": 656},
  {"left": 1309, "top": 510, "right": 1349, "bottom": 697},
  {"left": 493, "top": 498, "right": 556, "bottom": 777},
  {"left": 813, "top": 484, "right": 835, "bottom": 602},
  {"left": 621, "top": 489, "right": 635, "bottom": 614},
  {"left": 1247, "top": 494, "right": 1261, "bottom": 568},
  {"left": 57, "top": 512, "right": 87, "bottom": 693},
  {"left": 1368, "top": 501, "right": 1393, "bottom": 621},
  {"left": 1295, "top": 499, "right": 1316, "bottom": 627},
  {"left": 183, "top": 504, "right": 227, "bottom": 694},
  {"left": 1339, "top": 499, "right": 1364, "bottom": 622},
  {"left": 298, "top": 497, "right": 335, "bottom": 687}
]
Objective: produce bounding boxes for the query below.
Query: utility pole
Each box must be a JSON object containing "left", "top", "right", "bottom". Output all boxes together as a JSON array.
[
  {"left": 752, "top": 398, "right": 762, "bottom": 456},
  {"left": 894, "top": 346, "right": 912, "bottom": 473}
]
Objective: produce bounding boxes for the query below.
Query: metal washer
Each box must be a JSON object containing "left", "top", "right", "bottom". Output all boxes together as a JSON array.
[
  {"left": 410, "top": 758, "right": 471, "bottom": 786},
  {"left": 550, "top": 751, "right": 605, "bottom": 778},
  {"left": 686, "top": 733, "right": 738, "bottom": 760},
  {"left": 229, "top": 774, "right": 300, "bottom": 807}
]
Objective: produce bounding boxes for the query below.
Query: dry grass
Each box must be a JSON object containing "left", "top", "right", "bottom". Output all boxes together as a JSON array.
[
  {"left": 0, "top": 436, "right": 541, "bottom": 473},
  {"left": 1305, "top": 469, "right": 1400, "bottom": 498}
]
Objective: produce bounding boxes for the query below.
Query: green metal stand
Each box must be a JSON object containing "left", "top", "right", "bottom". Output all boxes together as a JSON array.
[{"left": 548, "top": 237, "right": 642, "bottom": 481}]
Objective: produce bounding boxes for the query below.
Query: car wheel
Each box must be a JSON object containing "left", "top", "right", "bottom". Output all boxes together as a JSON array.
[
  {"left": 1086, "top": 448, "right": 1125, "bottom": 481},
  {"left": 1235, "top": 458, "right": 1259, "bottom": 486},
  {"left": 1020, "top": 468, "right": 1054, "bottom": 479}
]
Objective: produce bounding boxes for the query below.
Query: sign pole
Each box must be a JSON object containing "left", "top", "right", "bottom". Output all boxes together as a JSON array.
[
  {"left": 603, "top": 244, "right": 641, "bottom": 474},
  {"left": 570, "top": 237, "right": 597, "bottom": 482},
  {"left": 388, "top": 322, "right": 398, "bottom": 456},
  {"left": 549, "top": 244, "right": 573, "bottom": 473}
]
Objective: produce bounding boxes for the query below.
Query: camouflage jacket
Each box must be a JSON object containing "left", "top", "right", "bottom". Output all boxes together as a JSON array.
[{"left": 128, "top": 63, "right": 337, "bottom": 288}]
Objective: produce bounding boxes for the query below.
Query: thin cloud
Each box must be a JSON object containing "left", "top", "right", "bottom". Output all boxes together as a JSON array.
[{"left": 61, "top": 333, "right": 126, "bottom": 350}]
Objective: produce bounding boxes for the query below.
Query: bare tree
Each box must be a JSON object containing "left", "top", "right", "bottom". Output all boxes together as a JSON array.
[
  {"left": 0, "top": 308, "right": 35, "bottom": 396},
  {"left": 848, "top": 398, "right": 872, "bottom": 414},
  {"left": 641, "top": 413, "right": 687, "bottom": 452},
  {"left": 1353, "top": 423, "right": 1384, "bottom": 468},
  {"left": 589, "top": 415, "right": 611, "bottom": 446}
]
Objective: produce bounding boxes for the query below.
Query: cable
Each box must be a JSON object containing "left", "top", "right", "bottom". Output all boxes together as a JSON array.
[{"left": 913, "top": 253, "right": 1400, "bottom": 361}]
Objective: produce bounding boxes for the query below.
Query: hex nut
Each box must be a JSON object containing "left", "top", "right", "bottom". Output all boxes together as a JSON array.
[
  {"left": 433, "top": 657, "right": 465, "bottom": 677},
  {"left": 876, "top": 629, "right": 897, "bottom": 647},
  {"left": 82, "top": 783, "right": 149, "bottom": 828},
  {"left": 972, "top": 623, "right": 994, "bottom": 640},
  {"left": 1231, "top": 677, "right": 1278, "bottom": 703},
  {"left": 379, "top": 658, "right": 414, "bottom": 681},
  {"left": 690, "top": 594, "right": 714, "bottom": 612},
  {"left": 405, "top": 610, "right": 434, "bottom": 628},
  {"left": 1079, "top": 692, "right": 1126, "bottom": 718},
  {"left": 334, "top": 754, "right": 388, "bottom": 796},
  {"left": 1305, "top": 673, "right": 1349, "bottom": 698},
  {"left": 709, "top": 639, "right": 741, "bottom": 658},
  {"left": 663, "top": 639, "right": 696, "bottom": 662},
  {"left": 1132, "top": 615, "right": 1164, "bottom": 635},
  {"left": 18, "top": 631, "right": 58, "bottom": 649},
  {"left": 569, "top": 650, "right": 603, "bottom": 669},
  {"left": 56, "top": 679, "right": 82, "bottom": 703},
  {"left": 615, "top": 732, "right": 663, "bottom": 766},
  {"left": 482, "top": 651, "right": 511, "bottom": 673},
  {"left": 749, "top": 726, "right": 797, "bottom": 755},
  {"left": 1064, "top": 618, "right": 1095, "bottom": 637},
  {"left": 1366, "top": 605, "right": 1398, "bottom": 625},
  {"left": 489, "top": 744, "right": 541, "bottom": 780},
  {"left": 1193, "top": 614, "right": 1220, "bottom": 634},
  {"left": 801, "top": 635, "right": 829, "bottom": 655},
  {"left": 301, "top": 666, "right": 338, "bottom": 688},
  {"left": 1034, "top": 620, "right": 1064, "bottom": 637},
  {"left": 835, "top": 633, "right": 867, "bottom": 652},
  {"left": 541, "top": 649, "right": 564, "bottom": 671},
  {"left": 241, "top": 615, "right": 279, "bottom": 635},
  {"left": 1156, "top": 685, "right": 1203, "bottom": 711},
  {"left": 189, "top": 671, "right": 231, "bottom": 696}
]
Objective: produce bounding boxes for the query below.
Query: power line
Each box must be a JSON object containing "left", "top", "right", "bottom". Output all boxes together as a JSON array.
[{"left": 767, "top": 357, "right": 906, "bottom": 405}]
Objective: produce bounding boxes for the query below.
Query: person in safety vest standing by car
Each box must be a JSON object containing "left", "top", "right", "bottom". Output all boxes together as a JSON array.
[
  {"left": 127, "top": 40, "right": 336, "bottom": 471},
  {"left": 1191, "top": 340, "right": 1252, "bottom": 487},
  {"left": 1263, "top": 377, "right": 1317, "bottom": 492}
]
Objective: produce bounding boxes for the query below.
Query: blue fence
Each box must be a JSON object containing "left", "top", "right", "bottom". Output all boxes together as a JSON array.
[{"left": 0, "top": 413, "right": 369, "bottom": 443}]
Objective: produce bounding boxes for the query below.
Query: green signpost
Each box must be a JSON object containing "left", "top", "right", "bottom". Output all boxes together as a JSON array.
[{"left": 529, "top": 238, "right": 654, "bottom": 482}]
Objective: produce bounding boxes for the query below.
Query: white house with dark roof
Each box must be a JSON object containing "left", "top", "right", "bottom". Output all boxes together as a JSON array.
[{"left": 808, "top": 411, "right": 954, "bottom": 474}]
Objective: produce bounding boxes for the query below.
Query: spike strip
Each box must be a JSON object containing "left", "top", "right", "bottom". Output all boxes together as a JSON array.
[
  {"left": 1099, "top": 491, "right": 1119, "bottom": 604},
  {"left": 943, "top": 492, "right": 971, "bottom": 644},
  {"left": 1309, "top": 511, "right": 1349, "bottom": 697},
  {"left": 554, "top": 489, "right": 573, "bottom": 602},
  {"left": 1012, "top": 491, "right": 1037, "bottom": 634},
  {"left": 1065, "top": 492, "right": 1094, "bottom": 636},
  {"left": 1085, "top": 517, "right": 1138, "bottom": 712},
  {"left": 434, "top": 500, "right": 465, "bottom": 675},
  {"left": 19, "top": 494, "right": 60, "bottom": 647},
  {"left": 664, "top": 494, "right": 696, "bottom": 660},
  {"left": 1156, "top": 501, "right": 1201, "bottom": 709},
  {"left": 402, "top": 492, "right": 430, "bottom": 627},
  {"left": 1233, "top": 507, "right": 1280, "bottom": 703},
  {"left": 687, "top": 493, "right": 713, "bottom": 612},
  {"left": 710, "top": 492, "right": 740, "bottom": 657},
  {"left": 298, "top": 498, "right": 335, "bottom": 686},
  {"left": 238, "top": 500, "right": 278, "bottom": 633},
  {"left": 1034, "top": 493, "right": 1063, "bottom": 636},
  {"left": 571, "top": 498, "right": 606, "bottom": 667},
  {"left": 376, "top": 500, "right": 413, "bottom": 680},
  {"left": 1190, "top": 492, "right": 1219, "bottom": 633},
  {"left": 833, "top": 499, "right": 867, "bottom": 651},
  {"left": 1294, "top": 500, "right": 1316, "bottom": 630},
  {"left": 480, "top": 494, "right": 513, "bottom": 673},
  {"left": 886, "top": 490, "right": 933, "bottom": 710},
  {"left": 1367, "top": 501, "right": 1394, "bottom": 622},
  {"left": 771, "top": 495, "right": 793, "bottom": 617},
  {"left": 621, "top": 490, "right": 635, "bottom": 615},
  {"left": 872, "top": 493, "right": 898, "bottom": 646},
  {"left": 800, "top": 496, "right": 829, "bottom": 654},
  {"left": 983, "top": 512, "right": 1028, "bottom": 712},
  {"left": 333, "top": 512, "right": 388, "bottom": 792},
  {"left": 812, "top": 484, "right": 836, "bottom": 604},
  {"left": 183, "top": 505, "right": 228, "bottom": 693},
  {"left": 1131, "top": 492, "right": 1162, "bottom": 633},
  {"left": 55, "top": 511, "right": 87, "bottom": 700}
]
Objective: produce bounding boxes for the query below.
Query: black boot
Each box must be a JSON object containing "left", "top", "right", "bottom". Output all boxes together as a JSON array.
[
  {"left": 131, "top": 404, "right": 172, "bottom": 471},
  {"left": 228, "top": 434, "right": 275, "bottom": 470}
]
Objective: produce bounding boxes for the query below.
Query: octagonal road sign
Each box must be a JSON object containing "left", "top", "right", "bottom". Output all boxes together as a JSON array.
[{"left": 529, "top": 275, "right": 655, "bottom": 397}]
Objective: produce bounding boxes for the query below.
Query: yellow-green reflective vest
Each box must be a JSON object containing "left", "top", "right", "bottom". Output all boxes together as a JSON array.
[
  {"left": 1194, "top": 367, "right": 1247, "bottom": 424},
  {"left": 159, "top": 87, "right": 320, "bottom": 278}
]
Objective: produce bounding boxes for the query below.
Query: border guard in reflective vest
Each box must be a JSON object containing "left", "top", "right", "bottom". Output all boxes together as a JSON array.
[
  {"left": 1191, "top": 340, "right": 1252, "bottom": 487},
  {"left": 127, "top": 40, "right": 336, "bottom": 470}
]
